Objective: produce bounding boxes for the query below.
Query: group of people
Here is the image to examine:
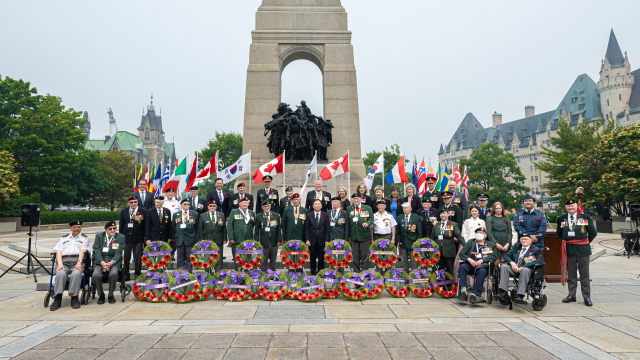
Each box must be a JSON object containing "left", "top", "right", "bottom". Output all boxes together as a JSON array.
[{"left": 48, "top": 175, "right": 598, "bottom": 311}]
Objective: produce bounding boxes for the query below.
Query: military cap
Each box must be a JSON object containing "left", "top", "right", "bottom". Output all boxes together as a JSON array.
[
  {"left": 426, "top": 176, "right": 437, "bottom": 183},
  {"left": 236, "top": 182, "right": 246, "bottom": 188},
  {"left": 519, "top": 232, "right": 531, "bottom": 239},
  {"left": 285, "top": 186, "right": 293, "bottom": 192},
  {"left": 155, "top": 196, "right": 164, "bottom": 200},
  {"left": 565, "top": 199, "right": 576, "bottom": 205},
  {"left": 351, "top": 193, "right": 362, "bottom": 199},
  {"left": 422, "top": 197, "right": 431, "bottom": 203},
  {"left": 291, "top": 193, "right": 300, "bottom": 200},
  {"left": 438, "top": 207, "right": 449, "bottom": 214},
  {"left": 104, "top": 221, "right": 116, "bottom": 229},
  {"left": 180, "top": 198, "right": 190, "bottom": 204},
  {"left": 261, "top": 199, "right": 271, "bottom": 206},
  {"left": 475, "top": 227, "right": 487, "bottom": 233},
  {"left": 69, "top": 220, "right": 83, "bottom": 226},
  {"left": 524, "top": 194, "right": 535, "bottom": 200},
  {"left": 239, "top": 197, "right": 249, "bottom": 203},
  {"left": 441, "top": 191, "right": 453, "bottom": 198},
  {"left": 127, "top": 195, "right": 138, "bottom": 201},
  {"left": 262, "top": 175, "right": 273, "bottom": 182},
  {"left": 207, "top": 200, "right": 217, "bottom": 206},
  {"left": 165, "top": 187, "right": 175, "bottom": 193},
  {"left": 376, "top": 200, "right": 386, "bottom": 205},
  {"left": 189, "top": 185, "right": 198, "bottom": 191},
  {"left": 476, "top": 193, "right": 489, "bottom": 201},
  {"left": 331, "top": 196, "right": 341, "bottom": 201}
]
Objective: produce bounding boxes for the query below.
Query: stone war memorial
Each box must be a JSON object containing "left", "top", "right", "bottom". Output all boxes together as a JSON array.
[{"left": 241, "top": 0, "right": 366, "bottom": 197}]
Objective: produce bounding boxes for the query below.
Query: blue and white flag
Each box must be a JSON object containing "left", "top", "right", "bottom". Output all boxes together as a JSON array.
[
  {"left": 157, "top": 164, "right": 171, "bottom": 196},
  {"left": 299, "top": 153, "right": 318, "bottom": 194},
  {"left": 364, "top": 153, "right": 384, "bottom": 190}
]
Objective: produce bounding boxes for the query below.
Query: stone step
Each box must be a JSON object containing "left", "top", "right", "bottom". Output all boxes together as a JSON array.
[
  {"left": 9, "top": 242, "right": 53, "bottom": 257},
  {"left": 0, "top": 254, "right": 50, "bottom": 274},
  {"left": 0, "top": 246, "right": 53, "bottom": 266}
]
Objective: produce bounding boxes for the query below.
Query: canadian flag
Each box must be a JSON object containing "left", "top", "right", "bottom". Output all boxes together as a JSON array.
[
  {"left": 195, "top": 151, "right": 218, "bottom": 182},
  {"left": 320, "top": 152, "right": 349, "bottom": 181},
  {"left": 252, "top": 153, "right": 284, "bottom": 184}
]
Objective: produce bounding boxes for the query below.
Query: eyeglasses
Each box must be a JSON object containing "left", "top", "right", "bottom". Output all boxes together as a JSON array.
[{"left": 107, "top": 227, "right": 117, "bottom": 230}]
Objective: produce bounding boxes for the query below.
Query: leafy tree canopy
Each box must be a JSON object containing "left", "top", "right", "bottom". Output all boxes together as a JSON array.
[
  {"left": 93, "top": 151, "right": 136, "bottom": 210},
  {"left": 363, "top": 144, "right": 411, "bottom": 198},
  {"left": 197, "top": 131, "right": 243, "bottom": 195}
]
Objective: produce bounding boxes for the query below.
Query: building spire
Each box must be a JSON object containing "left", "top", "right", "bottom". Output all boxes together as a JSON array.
[
  {"left": 148, "top": 93, "right": 155, "bottom": 112},
  {"left": 605, "top": 29, "right": 624, "bottom": 68}
]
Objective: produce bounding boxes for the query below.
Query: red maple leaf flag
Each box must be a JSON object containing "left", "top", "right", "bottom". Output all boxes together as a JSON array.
[
  {"left": 319, "top": 152, "right": 350, "bottom": 181},
  {"left": 252, "top": 153, "right": 284, "bottom": 184},
  {"left": 195, "top": 151, "right": 218, "bottom": 182}
]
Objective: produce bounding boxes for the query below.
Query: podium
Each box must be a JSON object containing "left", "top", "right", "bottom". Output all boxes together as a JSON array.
[{"left": 542, "top": 231, "right": 561, "bottom": 282}]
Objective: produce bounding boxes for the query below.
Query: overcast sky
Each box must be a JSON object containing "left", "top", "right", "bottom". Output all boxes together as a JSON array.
[{"left": 2, "top": 0, "right": 639, "bottom": 166}]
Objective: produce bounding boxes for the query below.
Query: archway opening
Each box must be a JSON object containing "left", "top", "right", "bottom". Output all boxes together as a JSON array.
[{"left": 280, "top": 59, "right": 324, "bottom": 116}]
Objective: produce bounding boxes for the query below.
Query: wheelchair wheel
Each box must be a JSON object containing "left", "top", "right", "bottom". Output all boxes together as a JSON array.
[
  {"left": 499, "top": 294, "right": 510, "bottom": 306},
  {"left": 510, "top": 288, "right": 517, "bottom": 301},
  {"left": 541, "top": 294, "right": 547, "bottom": 307},
  {"left": 532, "top": 298, "right": 545, "bottom": 311},
  {"left": 44, "top": 293, "right": 51, "bottom": 308},
  {"left": 487, "top": 290, "right": 493, "bottom": 305}
]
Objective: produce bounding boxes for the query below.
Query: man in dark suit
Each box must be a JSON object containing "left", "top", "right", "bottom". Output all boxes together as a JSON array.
[
  {"left": 421, "top": 176, "right": 443, "bottom": 210},
  {"left": 188, "top": 186, "right": 206, "bottom": 214},
  {"left": 230, "top": 182, "right": 254, "bottom": 213},
  {"left": 305, "top": 180, "right": 331, "bottom": 212},
  {"left": 476, "top": 193, "right": 490, "bottom": 221},
  {"left": 205, "top": 178, "right": 231, "bottom": 218},
  {"left": 256, "top": 175, "right": 279, "bottom": 214},
  {"left": 305, "top": 199, "right": 330, "bottom": 275},
  {"left": 131, "top": 179, "right": 154, "bottom": 210},
  {"left": 145, "top": 196, "right": 173, "bottom": 247},
  {"left": 119, "top": 196, "right": 148, "bottom": 280},
  {"left": 450, "top": 187, "right": 469, "bottom": 220},
  {"left": 441, "top": 191, "right": 464, "bottom": 231},
  {"left": 419, "top": 198, "right": 439, "bottom": 238}
]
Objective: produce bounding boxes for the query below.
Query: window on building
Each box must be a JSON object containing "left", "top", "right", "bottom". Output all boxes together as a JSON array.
[
  {"left": 619, "top": 94, "right": 622, "bottom": 101},
  {"left": 579, "top": 104, "right": 585, "bottom": 110},
  {"left": 607, "top": 100, "right": 610, "bottom": 106},
  {"left": 534, "top": 154, "right": 537, "bottom": 160},
  {"left": 548, "top": 130, "right": 551, "bottom": 135},
  {"left": 628, "top": 115, "right": 631, "bottom": 122},
  {"left": 516, "top": 148, "right": 519, "bottom": 153},
  {"left": 572, "top": 97, "right": 577, "bottom": 103},
  {"left": 530, "top": 166, "right": 533, "bottom": 171},
  {"left": 535, "top": 176, "right": 539, "bottom": 182},
  {"left": 531, "top": 188, "right": 535, "bottom": 193},
  {"left": 530, "top": 145, "right": 533, "bottom": 150},
  {"left": 531, "top": 176, "right": 534, "bottom": 182},
  {"left": 536, "top": 187, "right": 539, "bottom": 193},
  {"left": 610, "top": 111, "right": 613, "bottom": 118},
  {"left": 530, "top": 155, "right": 533, "bottom": 161}
]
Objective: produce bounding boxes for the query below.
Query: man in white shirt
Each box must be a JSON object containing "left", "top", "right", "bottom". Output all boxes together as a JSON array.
[
  {"left": 163, "top": 188, "right": 181, "bottom": 216},
  {"left": 50, "top": 220, "right": 90, "bottom": 311},
  {"left": 373, "top": 200, "right": 397, "bottom": 241}
]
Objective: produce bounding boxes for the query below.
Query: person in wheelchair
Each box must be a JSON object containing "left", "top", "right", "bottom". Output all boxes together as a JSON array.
[
  {"left": 92, "top": 221, "right": 126, "bottom": 304},
  {"left": 457, "top": 227, "right": 497, "bottom": 303},
  {"left": 50, "top": 220, "right": 91, "bottom": 311},
  {"left": 497, "top": 232, "right": 543, "bottom": 305}
]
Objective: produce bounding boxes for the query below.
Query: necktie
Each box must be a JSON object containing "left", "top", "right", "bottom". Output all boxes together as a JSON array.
[
  {"left": 183, "top": 212, "right": 187, "bottom": 223},
  {"left": 316, "top": 213, "right": 320, "bottom": 224},
  {"left": 141, "top": 193, "right": 145, "bottom": 204},
  {"left": 517, "top": 249, "right": 527, "bottom": 266},
  {"left": 218, "top": 191, "right": 223, "bottom": 203},
  {"left": 158, "top": 209, "right": 162, "bottom": 220},
  {"left": 570, "top": 215, "right": 575, "bottom": 230},
  {"left": 130, "top": 209, "right": 133, "bottom": 219}
]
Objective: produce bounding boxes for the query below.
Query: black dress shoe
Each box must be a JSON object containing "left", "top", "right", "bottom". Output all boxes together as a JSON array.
[
  {"left": 108, "top": 295, "right": 116, "bottom": 304},
  {"left": 562, "top": 295, "right": 576, "bottom": 303},
  {"left": 469, "top": 294, "right": 478, "bottom": 304},
  {"left": 513, "top": 295, "right": 527, "bottom": 305},
  {"left": 584, "top": 298, "right": 593, "bottom": 306},
  {"left": 97, "top": 294, "right": 105, "bottom": 305},
  {"left": 70, "top": 296, "right": 81, "bottom": 309},
  {"left": 49, "top": 294, "right": 62, "bottom": 311},
  {"left": 458, "top": 291, "right": 467, "bottom": 302}
]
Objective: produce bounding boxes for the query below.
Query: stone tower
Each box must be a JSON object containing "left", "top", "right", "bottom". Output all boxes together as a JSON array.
[
  {"left": 137, "top": 94, "right": 165, "bottom": 165},
  {"left": 241, "top": 0, "right": 366, "bottom": 194},
  {"left": 81, "top": 111, "right": 91, "bottom": 138},
  {"left": 597, "top": 29, "right": 635, "bottom": 124}
]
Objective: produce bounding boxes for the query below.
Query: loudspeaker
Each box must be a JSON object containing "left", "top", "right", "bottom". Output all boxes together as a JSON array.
[
  {"left": 630, "top": 204, "right": 640, "bottom": 221},
  {"left": 21, "top": 203, "right": 40, "bottom": 227}
]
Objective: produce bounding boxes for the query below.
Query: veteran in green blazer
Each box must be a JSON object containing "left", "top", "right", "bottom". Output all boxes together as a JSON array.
[
  {"left": 197, "top": 200, "right": 226, "bottom": 272},
  {"left": 171, "top": 199, "right": 199, "bottom": 272},
  {"left": 92, "top": 221, "right": 126, "bottom": 304},
  {"left": 347, "top": 193, "right": 374, "bottom": 272},
  {"left": 226, "top": 196, "right": 256, "bottom": 270},
  {"left": 457, "top": 227, "right": 497, "bottom": 303},
  {"left": 396, "top": 202, "right": 423, "bottom": 272},
  {"left": 279, "top": 187, "right": 293, "bottom": 215},
  {"left": 329, "top": 197, "right": 350, "bottom": 240},
  {"left": 281, "top": 193, "right": 308, "bottom": 241},
  {"left": 431, "top": 207, "right": 465, "bottom": 276},
  {"left": 557, "top": 198, "right": 597, "bottom": 306},
  {"left": 254, "top": 201, "right": 282, "bottom": 271}
]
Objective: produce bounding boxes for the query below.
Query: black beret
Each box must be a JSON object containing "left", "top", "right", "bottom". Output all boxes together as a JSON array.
[
  {"left": 261, "top": 199, "right": 271, "bottom": 206},
  {"left": 155, "top": 196, "right": 164, "bottom": 200},
  {"left": 376, "top": 200, "right": 386, "bottom": 205},
  {"left": 438, "top": 208, "right": 449, "bottom": 215},
  {"left": 165, "top": 187, "right": 175, "bottom": 193},
  {"left": 69, "top": 220, "right": 83, "bottom": 226},
  {"left": 285, "top": 186, "right": 293, "bottom": 191},
  {"left": 331, "top": 196, "right": 341, "bottom": 201},
  {"left": 565, "top": 199, "right": 576, "bottom": 205},
  {"left": 104, "top": 221, "right": 116, "bottom": 229},
  {"left": 475, "top": 227, "right": 486, "bottom": 233},
  {"left": 180, "top": 199, "right": 190, "bottom": 204},
  {"left": 189, "top": 186, "right": 198, "bottom": 191},
  {"left": 351, "top": 193, "right": 362, "bottom": 199}
]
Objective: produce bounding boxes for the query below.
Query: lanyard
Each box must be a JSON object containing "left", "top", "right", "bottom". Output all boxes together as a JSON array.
[
  {"left": 107, "top": 235, "right": 114, "bottom": 244},
  {"left": 331, "top": 209, "right": 340, "bottom": 222}
]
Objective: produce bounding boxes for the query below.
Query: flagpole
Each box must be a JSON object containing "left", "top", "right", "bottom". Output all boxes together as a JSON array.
[
  {"left": 347, "top": 150, "right": 350, "bottom": 196},
  {"left": 283, "top": 150, "right": 286, "bottom": 194},
  {"left": 315, "top": 150, "right": 318, "bottom": 181},
  {"left": 249, "top": 150, "right": 252, "bottom": 195}
]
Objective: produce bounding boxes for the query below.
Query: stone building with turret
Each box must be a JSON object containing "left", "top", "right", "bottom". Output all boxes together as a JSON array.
[
  {"left": 84, "top": 95, "right": 177, "bottom": 169},
  {"left": 438, "top": 30, "right": 638, "bottom": 211}
]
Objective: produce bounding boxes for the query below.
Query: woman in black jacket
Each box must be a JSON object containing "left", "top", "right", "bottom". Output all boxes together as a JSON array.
[
  {"left": 400, "top": 183, "right": 421, "bottom": 214},
  {"left": 373, "top": 185, "right": 391, "bottom": 212},
  {"left": 356, "top": 183, "right": 374, "bottom": 210}
]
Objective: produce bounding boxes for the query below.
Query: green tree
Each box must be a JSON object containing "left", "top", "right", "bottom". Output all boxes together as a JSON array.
[
  {"left": 459, "top": 142, "right": 528, "bottom": 211},
  {"left": 0, "top": 151, "right": 20, "bottom": 202},
  {"left": 92, "top": 151, "right": 136, "bottom": 211},
  {"left": 0, "top": 75, "right": 106, "bottom": 206},
  {"left": 197, "top": 131, "right": 243, "bottom": 195},
  {"left": 362, "top": 144, "right": 410, "bottom": 198},
  {"left": 537, "top": 118, "right": 619, "bottom": 213}
]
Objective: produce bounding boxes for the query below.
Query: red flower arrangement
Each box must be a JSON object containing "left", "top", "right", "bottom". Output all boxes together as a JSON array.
[
  {"left": 280, "top": 240, "right": 309, "bottom": 270},
  {"left": 142, "top": 241, "right": 173, "bottom": 272},
  {"left": 339, "top": 271, "right": 375, "bottom": 301},
  {"left": 320, "top": 269, "right": 343, "bottom": 299},
  {"left": 234, "top": 240, "right": 264, "bottom": 270},
  {"left": 295, "top": 275, "right": 325, "bottom": 303},
  {"left": 430, "top": 269, "right": 458, "bottom": 298},
  {"left": 256, "top": 270, "right": 290, "bottom": 301},
  {"left": 167, "top": 270, "right": 199, "bottom": 303},
  {"left": 385, "top": 268, "right": 410, "bottom": 298},
  {"left": 221, "top": 271, "right": 252, "bottom": 301},
  {"left": 190, "top": 240, "right": 219, "bottom": 270},
  {"left": 408, "top": 268, "right": 434, "bottom": 298},
  {"left": 369, "top": 239, "right": 398, "bottom": 269},
  {"left": 411, "top": 238, "right": 441, "bottom": 268},
  {"left": 324, "top": 239, "right": 353, "bottom": 269},
  {"left": 132, "top": 274, "right": 149, "bottom": 301},
  {"left": 284, "top": 270, "right": 303, "bottom": 299}
]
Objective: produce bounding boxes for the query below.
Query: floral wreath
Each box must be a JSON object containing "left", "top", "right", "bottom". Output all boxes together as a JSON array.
[
  {"left": 295, "top": 275, "right": 325, "bottom": 303},
  {"left": 324, "top": 239, "right": 353, "bottom": 269},
  {"left": 190, "top": 240, "right": 219, "bottom": 270},
  {"left": 285, "top": 270, "right": 304, "bottom": 299},
  {"left": 369, "top": 238, "right": 398, "bottom": 269},
  {"left": 320, "top": 269, "right": 343, "bottom": 299},
  {"left": 408, "top": 268, "right": 434, "bottom": 298},
  {"left": 430, "top": 268, "right": 458, "bottom": 298},
  {"left": 193, "top": 270, "right": 215, "bottom": 301},
  {"left": 141, "top": 271, "right": 170, "bottom": 302},
  {"left": 215, "top": 270, "right": 234, "bottom": 299},
  {"left": 362, "top": 270, "right": 384, "bottom": 299},
  {"left": 411, "top": 238, "right": 440, "bottom": 268},
  {"left": 258, "top": 270, "right": 290, "bottom": 301},
  {"left": 339, "top": 271, "right": 371, "bottom": 301},
  {"left": 280, "top": 240, "right": 309, "bottom": 270},
  {"left": 141, "top": 241, "right": 173, "bottom": 272},
  {"left": 384, "top": 268, "right": 410, "bottom": 298},
  {"left": 221, "top": 271, "right": 252, "bottom": 301},
  {"left": 167, "top": 270, "right": 200, "bottom": 303},
  {"left": 132, "top": 274, "right": 149, "bottom": 301},
  {"left": 247, "top": 269, "right": 263, "bottom": 299},
  {"left": 234, "top": 240, "right": 264, "bottom": 270}
]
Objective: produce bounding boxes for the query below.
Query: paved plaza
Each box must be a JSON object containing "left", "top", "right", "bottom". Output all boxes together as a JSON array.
[{"left": 0, "top": 227, "right": 638, "bottom": 359}]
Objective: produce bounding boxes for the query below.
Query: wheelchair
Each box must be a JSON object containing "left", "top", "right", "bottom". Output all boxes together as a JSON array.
[
  {"left": 88, "top": 253, "right": 132, "bottom": 303},
  {"left": 494, "top": 249, "right": 548, "bottom": 311},
  {"left": 44, "top": 252, "right": 92, "bottom": 307},
  {"left": 456, "top": 261, "right": 497, "bottom": 305}
]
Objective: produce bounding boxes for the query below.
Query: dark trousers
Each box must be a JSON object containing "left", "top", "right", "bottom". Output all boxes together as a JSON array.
[
  {"left": 260, "top": 244, "right": 278, "bottom": 272},
  {"left": 124, "top": 242, "right": 143, "bottom": 277},
  {"left": 92, "top": 265, "right": 118, "bottom": 297},
  {"left": 439, "top": 256, "right": 454, "bottom": 276},
  {"left": 351, "top": 240, "right": 371, "bottom": 272},
  {"left": 567, "top": 254, "right": 590, "bottom": 298},
  {"left": 176, "top": 244, "right": 193, "bottom": 272},
  {"left": 309, "top": 240, "right": 326, "bottom": 274},
  {"left": 458, "top": 263, "right": 488, "bottom": 296},
  {"left": 214, "top": 243, "right": 224, "bottom": 273}
]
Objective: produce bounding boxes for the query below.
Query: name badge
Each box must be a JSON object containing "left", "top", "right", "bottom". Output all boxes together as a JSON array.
[
  {"left": 180, "top": 224, "right": 187, "bottom": 229},
  {"left": 568, "top": 231, "right": 575, "bottom": 237},
  {"left": 438, "top": 235, "right": 444, "bottom": 240},
  {"left": 128, "top": 223, "right": 133, "bottom": 228},
  {"left": 353, "top": 217, "right": 358, "bottom": 223},
  {"left": 330, "top": 221, "right": 335, "bottom": 227},
  {"left": 265, "top": 227, "right": 270, "bottom": 232},
  {"left": 102, "top": 247, "right": 109, "bottom": 252}
]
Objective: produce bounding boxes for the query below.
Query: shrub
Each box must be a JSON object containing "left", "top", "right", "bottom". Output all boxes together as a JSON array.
[{"left": 39, "top": 211, "right": 119, "bottom": 225}]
